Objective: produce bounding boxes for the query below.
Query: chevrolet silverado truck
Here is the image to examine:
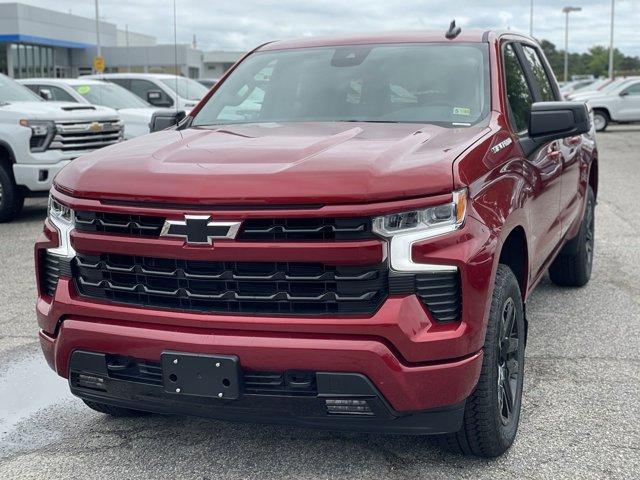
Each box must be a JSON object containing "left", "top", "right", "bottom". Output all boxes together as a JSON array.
[
  {"left": 35, "top": 28, "right": 597, "bottom": 457},
  {"left": 0, "top": 74, "right": 123, "bottom": 222}
]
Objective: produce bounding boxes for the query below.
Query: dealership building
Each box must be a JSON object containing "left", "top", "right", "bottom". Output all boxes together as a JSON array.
[{"left": 0, "top": 2, "right": 243, "bottom": 79}]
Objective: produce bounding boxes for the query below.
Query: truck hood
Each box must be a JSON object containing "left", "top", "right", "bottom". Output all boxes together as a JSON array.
[
  {"left": 55, "top": 121, "right": 488, "bottom": 205},
  {"left": 0, "top": 101, "right": 119, "bottom": 121}
]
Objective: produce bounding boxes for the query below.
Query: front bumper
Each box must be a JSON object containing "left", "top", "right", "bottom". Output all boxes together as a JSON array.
[
  {"left": 13, "top": 159, "right": 71, "bottom": 193},
  {"left": 62, "top": 349, "right": 468, "bottom": 434}
]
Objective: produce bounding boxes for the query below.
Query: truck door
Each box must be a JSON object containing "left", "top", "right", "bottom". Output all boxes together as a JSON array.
[
  {"left": 520, "top": 44, "right": 583, "bottom": 239},
  {"left": 616, "top": 81, "right": 640, "bottom": 121},
  {"left": 502, "top": 43, "right": 563, "bottom": 277}
]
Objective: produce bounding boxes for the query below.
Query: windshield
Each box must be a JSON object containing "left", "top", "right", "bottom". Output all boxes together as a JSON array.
[
  {"left": 74, "top": 83, "right": 149, "bottom": 109},
  {"left": 160, "top": 77, "right": 209, "bottom": 100},
  {"left": 193, "top": 43, "right": 490, "bottom": 127},
  {"left": 0, "top": 74, "right": 42, "bottom": 103}
]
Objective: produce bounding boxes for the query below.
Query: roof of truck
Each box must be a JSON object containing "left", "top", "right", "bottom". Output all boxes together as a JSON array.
[{"left": 259, "top": 29, "right": 533, "bottom": 51}]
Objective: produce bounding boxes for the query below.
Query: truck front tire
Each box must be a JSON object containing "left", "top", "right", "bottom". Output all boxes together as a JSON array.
[
  {"left": 436, "top": 264, "right": 525, "bottom": 457},
  {"left": 0, "top": 164, "right": 24, "bottom": 223},
  {"left": 593, "top": 110, "right": 609, "bottom": 132}
]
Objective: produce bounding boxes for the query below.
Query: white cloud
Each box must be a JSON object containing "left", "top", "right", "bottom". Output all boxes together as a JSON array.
[{"left": 4, "top": 0, "right": 639, "bottom": 56}]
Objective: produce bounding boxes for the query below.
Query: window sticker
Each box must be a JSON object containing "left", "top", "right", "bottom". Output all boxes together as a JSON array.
[
  {"left": 453, "top": 107, "right": 471, "bottom": 116},
  {"left": 76, "top": 85, "right": 91, "bottom": 95}
]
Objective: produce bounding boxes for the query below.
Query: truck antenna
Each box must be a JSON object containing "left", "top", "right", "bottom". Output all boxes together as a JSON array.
[{"left": 445, "top": 20, "right": 462, "bottom": 39}]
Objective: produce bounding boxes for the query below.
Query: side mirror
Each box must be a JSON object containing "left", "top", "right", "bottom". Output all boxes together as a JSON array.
[
  {"left": 521, "top": 102, "right": 590, "bottom": 156},
  {"left": 149, "top": 110, "right": 187, "bottom": 132},
  {"left": 146, "top": 90, "right": 172, "bottom": 107},
  {"left": 39, "top": 89, "right": 53, "bottom": 101},
  {"left": 619, "top": 90, "right": 629, "bottom": 97}
]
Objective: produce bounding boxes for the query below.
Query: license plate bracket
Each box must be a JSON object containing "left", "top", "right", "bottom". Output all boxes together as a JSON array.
[{"left": 161, "top": 352, "right": 240, "bottom": 400}]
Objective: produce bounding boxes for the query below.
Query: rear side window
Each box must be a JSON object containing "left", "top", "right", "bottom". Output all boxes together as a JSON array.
[
  {"left": 522, "top": 46, "right": 556, "bottom": 101},
  {"left": 503, "top": 44, "right": 533, "bottom": 133}
]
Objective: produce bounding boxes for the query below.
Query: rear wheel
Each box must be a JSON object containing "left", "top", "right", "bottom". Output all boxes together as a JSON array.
[
  {"left": 83, "top": 399, "right": 150, "bottom": 417},
  {"left": 436, "top": 265, "right": 525, "bottom": 457},
  {"left": 593, "top": 110, "right": 609, "bottom": 132},
  {"left": 549, "top": 186, "right": 595, "bottom": 287},
  {"left": 0, "top": 164, "right": 24, "bottom": 223}
]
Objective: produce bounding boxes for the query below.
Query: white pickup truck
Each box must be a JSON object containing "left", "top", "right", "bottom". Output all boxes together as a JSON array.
[
  {"left": 0, "top": 74, "right": 123, "bottom": 222},
  {"left": 586, "top": 78, "right": 640, "bottom": 131}
]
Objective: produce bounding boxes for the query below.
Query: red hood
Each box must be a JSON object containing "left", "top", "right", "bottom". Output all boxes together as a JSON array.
[{"left": 55, "top": 122, "right": 488, "bottom": 205}]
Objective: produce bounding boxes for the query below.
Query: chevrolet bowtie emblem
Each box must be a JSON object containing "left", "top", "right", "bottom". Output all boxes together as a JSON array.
[
  {"left": 160, "top": 215, "right": 242, "bottom": 245},
  {"left": 89, "top": 121, "right": 103, "bottom": 133}
]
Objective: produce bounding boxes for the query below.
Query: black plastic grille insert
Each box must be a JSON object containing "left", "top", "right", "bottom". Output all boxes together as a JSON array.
[{"left": 74, "top": 253, "right": 388, "bottom": 316}]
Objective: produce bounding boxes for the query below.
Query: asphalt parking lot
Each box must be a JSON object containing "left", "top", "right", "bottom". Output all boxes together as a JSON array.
[{"left": 1, "top": 126, "right": 639, "bottom": 479}]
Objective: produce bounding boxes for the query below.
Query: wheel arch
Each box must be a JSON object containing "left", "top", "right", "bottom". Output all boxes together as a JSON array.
[{"left": 496, "top": 225, "right": 529, "bottom": 299}]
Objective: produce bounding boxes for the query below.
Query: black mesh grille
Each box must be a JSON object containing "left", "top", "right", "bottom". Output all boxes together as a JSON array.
[
  {"left": 73, "top": 211, "right": 374, "bottom": 241},
  {"left": 415, "top": 272, "right": 462, "bottom": 323},
  {"left": 74, "top": 253, "right": 388, "bottom": 316}
]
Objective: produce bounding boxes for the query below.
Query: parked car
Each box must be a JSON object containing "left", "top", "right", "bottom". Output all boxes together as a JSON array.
[
  {"left": 568, "top": 77, "right": 639, "bottom": 101},
  {"left": 36, "top": 29, "right": 597, "bottom": 457},
  {"left": 197, "top": 78, "right": 219, "bottom": 89},
  {"left": 82, "top": 73, "right": 209, "bottom": 111},
  {"left": 0, "top": 74, "right": 122, "bottom": 222},
  {"left": 559, "top": 79, "right": 596, "bottom": 96},
  {"left": 19, "top": 78, "right": 164, "bottom": 139},
  {"left": 585, "top": 78, "right": 640, "bottom": 131},
  {"left": 564, "top": 78, "right": 613, "bottom": 100}
]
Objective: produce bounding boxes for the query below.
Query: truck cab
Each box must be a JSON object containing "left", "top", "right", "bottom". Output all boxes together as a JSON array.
[
  {"left": 0, "top": 74, "right": 123, "bottom": 222},
  {"left": 35, "top": 29, "right": 597, "bottom": 457}
]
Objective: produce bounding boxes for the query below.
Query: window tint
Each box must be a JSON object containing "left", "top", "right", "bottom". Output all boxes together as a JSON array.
[
  {"left": 194, "top": 44, "right": 490, "bottom": 127},
  {"left": 622, "top": 82, "right": 640, "bottom": 96},
  {"left": 503, "top": 44, "right": 533, "bottom": 132},
  {"left": 129, "top": 79, "right": 173, "bottom": 106},
  {"left": 46, "top": 85, "right": 77, "bottom": 102},
  {"left": 522, "top": 46, "right": 555, "bottom": 101}
]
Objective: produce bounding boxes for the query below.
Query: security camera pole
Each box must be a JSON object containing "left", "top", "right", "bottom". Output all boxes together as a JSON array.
[{"left": 562, "top": 6, "right": 582, "bottom": 83}]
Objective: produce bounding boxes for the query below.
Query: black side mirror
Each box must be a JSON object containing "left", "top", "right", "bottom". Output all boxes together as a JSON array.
[
  {"left": 619, "top": 90, "right": 629, "bottom": 97},
  {"left": 39, "top": 89, "right": 53, "bottom": 101},
  {"left": 521, "top": 102, "right": 590, "bottom": 155},
  {"left": 149, "top": 110, "right": 187, "bottom": 133}
]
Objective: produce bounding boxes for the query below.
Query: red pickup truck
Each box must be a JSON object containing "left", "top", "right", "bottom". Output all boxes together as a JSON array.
[{"left": 35, "top": 28, "right": 597, "bottom": 457}]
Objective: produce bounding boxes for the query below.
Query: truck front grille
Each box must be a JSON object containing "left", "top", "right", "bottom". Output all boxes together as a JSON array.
[
  {"left": 74, "top": 253, "right": 388, "bottom": 316},
  {"left": 50, "top": 120, "right": 122, "bottom": 153},
  {"left": 74, "top": 211, "right": 374, "bottom": 241}
]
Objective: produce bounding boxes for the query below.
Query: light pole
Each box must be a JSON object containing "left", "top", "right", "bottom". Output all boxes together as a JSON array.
[
  {"left": 608, "top": 0, "right": 615, "bottom": 79},
  {"left": 530, "top": 0, "right": 534, "bottom": 36},
  {"left": 94, "top": 0, "right": 101, "bottom": 58},
  {"left": 562, "top": 6, "right": 582, "bottom": 83}
]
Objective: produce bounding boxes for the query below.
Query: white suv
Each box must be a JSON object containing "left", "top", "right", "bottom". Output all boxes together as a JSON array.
[
  {"left": 82, "top": 73, "right": 209, "bottom": 112},
  {"left": 587, "top": 79, "right": 640, "bottom": 131},
  {"left": 0, "top": 74, "right": 122, "bottom": 222}
]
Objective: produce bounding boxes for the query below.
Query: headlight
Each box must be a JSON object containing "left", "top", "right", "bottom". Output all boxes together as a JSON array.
[
  {"left": 47, "top": 194, "right": 75, "bottom": 258},
  {"left": 19, "top": 119, "right": 55, "bottom": 152},
  {"left": 373, "top": 189, "right": 467, "bottom": 272}
]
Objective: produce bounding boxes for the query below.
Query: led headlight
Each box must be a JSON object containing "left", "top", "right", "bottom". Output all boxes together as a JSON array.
[
  {"left": 47, "top": 194, "right": 76, "bottom": 258},
  {"left": 373, "top": 189, "right": 467, "bottom": 272},
  {"left": 19, "top": 119, "right": 55, "bottom": 152}
]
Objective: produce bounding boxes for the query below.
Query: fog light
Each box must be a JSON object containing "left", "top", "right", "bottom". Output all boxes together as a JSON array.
[
  {"left": 325, "top": 398, "right": 373, "bottom": 415},
  {"left": 77, "top": 373, "right": 106, "bottom": 391}
]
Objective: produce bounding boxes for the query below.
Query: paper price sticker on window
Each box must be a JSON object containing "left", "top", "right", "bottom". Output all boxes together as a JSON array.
[{"left": 453, "top": 107, "right": 471, "bottom": 116}]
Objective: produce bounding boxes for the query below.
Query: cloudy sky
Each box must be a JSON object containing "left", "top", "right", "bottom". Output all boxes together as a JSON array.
[{"left": 6, "top": 0, "right": 640, "bottom": 56}]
